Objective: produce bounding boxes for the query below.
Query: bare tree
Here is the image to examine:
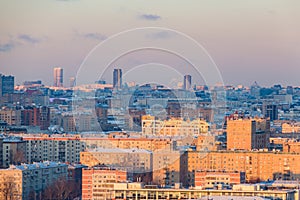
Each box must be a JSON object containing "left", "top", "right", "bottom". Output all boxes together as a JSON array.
[
  {"left": 42, "top": 184, "right": 56, "bottom": 200},
  {"left": 42, "top": 177, "right": 77, "bottom": 200},
  {"left": 54, "top": 178, "right": 72, "bottom": 200},
  {"left": 12, "top": 150, "right": 26, "bottom": 165},
  {"left": 0, "top": 176, "right": 19, "bottom": 200},
  {"left": 67, "top": 180, "right": 81, "bottom": 199},
  {"left": 27, "top": 190, "right": 36, "bottom": 200}
]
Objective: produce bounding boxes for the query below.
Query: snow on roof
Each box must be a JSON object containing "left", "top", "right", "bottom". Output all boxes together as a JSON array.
[
  {"left": 8, "top": 161, "right": 67, "bottom": 171},
  {"left": 87, "top": 147, "right": 152, "bottom": 154}
]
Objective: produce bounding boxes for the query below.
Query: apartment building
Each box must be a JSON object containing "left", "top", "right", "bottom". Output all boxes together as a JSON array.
[
  {"left": 192, "top": 134, "right": 217, "bottom": 151},
  {"left": 3, "top": 136, "right": 27, "bottom": 168},
  {"left": 16, "top": 134, "right": 175, "bottom": 164},
  {"left": 283, "top": 139, "right": 300, "bottom": 153},
  {"left": 0, "top": 161, "right": 68, "bottom": 199},
  {"left": 82, "top": 167, "right": 127, "bottom": 200},
  {"left": 23, "top": 134, "right": 85, "bottom": 163},
  {"left": 80, "top": 148, "right": 153, "bottom": 182},
  {"left": 81, "top": 136, "right": 174, "bottom": 152},
  {"left": 226, "top": 116, "right": 270, "bottom": 150},
  {"left": 152, "top": 150, "right": 181, "bottom": 187},
  {"left": 142, "top": 115, "right": 209, "bottom": 137},
  {"left": 0, "top": 108, "right": 21, "bottom": 126},
  {"left": 181, "top": 150, "right": 300, "bottom": 186},
  {"left": 21, "top": 106, "right": 50, "bottom": 130},
  {"left": 0, "top": 136, "right": 3, "bottom": 168},
  {"left": 194, "top": 170, "right": 245, "bottom": 189},
  {"left": 282, "top": 122, "right": 300, "bottom": 133},
  {"left": 113, "top": 183, "right": 298, "bottom": 200}
]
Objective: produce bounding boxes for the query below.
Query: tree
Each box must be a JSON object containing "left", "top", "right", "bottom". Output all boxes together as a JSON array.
[
  {"left": 42, "top": 177, "right": 77, "bottom": 200},
  {"left": 53, "top": 178, "right": 73, "bottom": 200},
  {"left": 42, "top": 185, "right": 56, "bottom": 200},
  {"left": 27, "top": 190, "right": 36, "bottom": 200},
  {"left": 12, "top": 150, "right": 26, "bottom": 165},
  {"left": 0, "top": 175, "right": 19, "bottom": 200}
]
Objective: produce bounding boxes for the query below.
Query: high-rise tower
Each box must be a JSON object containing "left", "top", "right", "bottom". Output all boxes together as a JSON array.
[
  {"left": 183, "top": 75, "right": 192, "bottom": 90},
  {"left": 69, "top": 77, "right": 76, "bottom": 88},
  {"left": 113, "top": 69, "right": 122, "bottom": 89},
  {"left": 0, "top": 74, "right": 15, "bottom": 96},
  {"left": 54, "top": 67, "right": 63, "bottom": 87}
]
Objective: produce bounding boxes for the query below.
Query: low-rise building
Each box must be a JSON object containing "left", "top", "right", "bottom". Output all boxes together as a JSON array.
[
  {"left": 283, "top": 139, "right": 300, "bottom": 153},
  {"left": 113, "top": 184, "right": 299, "bottom": 200},
  {"left": 282, "top": 122, "right": 300, "bottom": 134},
  {"left": 194, "top": 170, "right": 245, "bottom": 189}
]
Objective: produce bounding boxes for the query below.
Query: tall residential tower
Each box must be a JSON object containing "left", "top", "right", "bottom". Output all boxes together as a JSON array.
[
  {"left": 0, "top": 74, "right": 14, "bottom": 96},
  {"left": 183, "top": 75, "right": 192, "bottom": 90},
  {"left": 53, "top": 67, "right": 63, "bottom": 87},
  {"left": 113, "top": 68, "right": 122, "bottom": 89}
]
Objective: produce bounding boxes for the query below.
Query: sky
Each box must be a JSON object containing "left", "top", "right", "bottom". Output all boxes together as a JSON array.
[{"left": 0, "top": 0, "right": 300, "bottom": 87}]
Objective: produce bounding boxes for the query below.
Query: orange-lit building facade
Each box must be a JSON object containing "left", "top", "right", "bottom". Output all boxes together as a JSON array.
[
  {"left": 282, "top": 122, "right": 300, "bottom": 134},
  {"left": 226, "top": 117, "right": 270, "bottom": 150},
  {"left": 23, "top": 134, "right": 84, "bottom": 163},
  {"left": 152, "top": 150, "right": 181, "bottom": 187},
  {"left": 81, "top": 137, "right": 174, "bottom": 152},
  {"left": 194, "top": 170, "right": 245, "bottom": 189},
  {"left": 142, "top": 115, "right": 209, "bottom": 137},
  {"left": 283, "top": 140, "right": 300, "bottom": 153},
  {"left": 80, "top": 148, "right": 153, "bottom": 183},
  {"left": 82, "top": 167, "right": 127, "bottom": 200},
  {"left": 192, "top": 134, "right": 217, "bottom": 151},
  {"left": 181, "top": 150, "right": 300, "bottom": 187},
  {"left": 21, "top": 134, "right": 174, "bottom": 164}
]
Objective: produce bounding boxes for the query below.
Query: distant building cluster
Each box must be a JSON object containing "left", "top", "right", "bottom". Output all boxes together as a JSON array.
[
  {"left": 1, "top": 70, "right": 300, "bottom": 199},
  {"left": 142, "top": 115, "right": 209, "bottom": 137}
]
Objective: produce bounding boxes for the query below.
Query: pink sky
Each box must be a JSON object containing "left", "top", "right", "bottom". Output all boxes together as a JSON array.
[{"left": 0, "top": 0, "right": 299, "bottom": 87}]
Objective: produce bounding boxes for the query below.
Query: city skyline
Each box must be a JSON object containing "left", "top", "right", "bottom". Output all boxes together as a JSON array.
[
  {"left": 2, "top": 1, "right": 300, "bottom": 199},
  {"left": 0, "top": 0, "right": 300, "bottom": 86},
  {"left": 4, "top": 69, "right": 300, "bottom": 89}
]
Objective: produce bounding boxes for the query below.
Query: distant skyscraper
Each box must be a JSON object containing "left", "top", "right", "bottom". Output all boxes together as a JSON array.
[
  {"left": 69, "top": 77, "right": 76, "bottom": 88},
  {"left": 113, "top": 69, "right": 122, "bottom": 89},
  {"left": 0, "top": 74, "right": 15, "bottom": 96},
  {"left": 183, "top": 75, "right": 192, "bottom": 90},
  {"left": 262, "top": 102, "right": 278, "bottom": 121},
  {"left": 53, "top": 67, "right": 63, "bottom": 87}
]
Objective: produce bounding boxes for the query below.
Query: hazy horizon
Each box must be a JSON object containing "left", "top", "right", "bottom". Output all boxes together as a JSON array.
[{"left": 1, "top": 0, "right": 300, "bottom": 87}]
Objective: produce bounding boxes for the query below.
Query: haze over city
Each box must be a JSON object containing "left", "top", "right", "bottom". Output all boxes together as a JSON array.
[
  {"left": 1, "top": 0, "right": 300, "bottom": 86},
  {"left": 2, "top": 1, "right": 300, "bottom": 200}
]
